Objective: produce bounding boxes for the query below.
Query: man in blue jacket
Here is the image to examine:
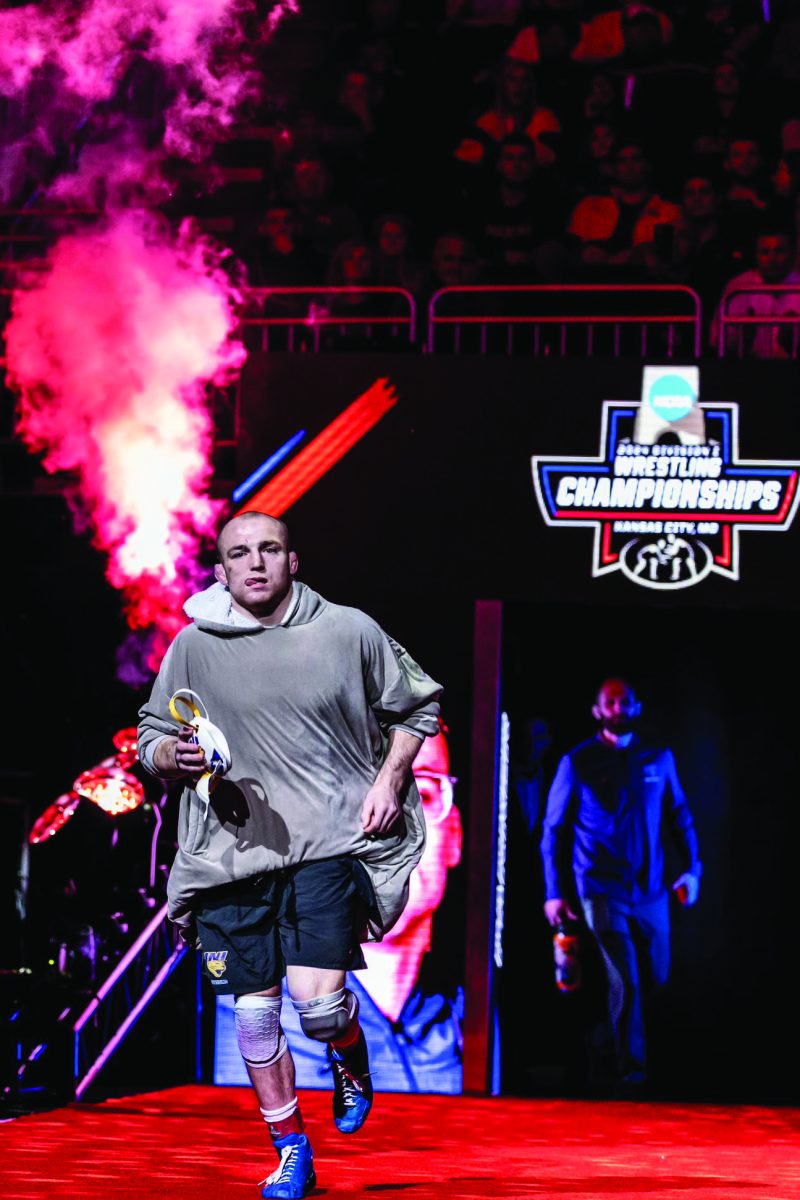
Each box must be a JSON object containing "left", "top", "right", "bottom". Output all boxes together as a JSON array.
[{"left": 541, "top": 678, "right": 701, "bottom": 1093}]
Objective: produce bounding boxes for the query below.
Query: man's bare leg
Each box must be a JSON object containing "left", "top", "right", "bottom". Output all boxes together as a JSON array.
[
  {"left": 238, "top": 984, "right": 315, "bottom": 1198},
  {"left": 240, "top": 985, "right": 303, "bottom": 1137}
]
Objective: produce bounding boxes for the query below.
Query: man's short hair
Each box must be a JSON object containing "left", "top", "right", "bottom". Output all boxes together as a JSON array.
[{"left": 595, "top": 677, "right": 637, "bottom": 702}]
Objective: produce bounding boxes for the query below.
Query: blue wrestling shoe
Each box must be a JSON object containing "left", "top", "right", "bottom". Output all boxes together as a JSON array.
[
  {"left": 329, "top": 1029, "right": 373, "bottom": 1134},
  {"left": 260, "top": 1132, "right": 316, "bottom": 1199}
]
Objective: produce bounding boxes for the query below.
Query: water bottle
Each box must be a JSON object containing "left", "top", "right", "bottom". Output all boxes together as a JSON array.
[{"left": 553, "top": 922, "right": 581, "bottom": 992}]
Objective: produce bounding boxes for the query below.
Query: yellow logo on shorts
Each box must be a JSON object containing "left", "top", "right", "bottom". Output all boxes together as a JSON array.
[{"left": 204, "top": 951, "right": 228, "bottom": 979}]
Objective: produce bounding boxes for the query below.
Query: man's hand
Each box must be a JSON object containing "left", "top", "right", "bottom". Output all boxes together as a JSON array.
[
  {"left": 544, "top": 898, "right": 579, "bottom": 927},
  {"left": 361, "top": 781, "right": 402, "bottom": 836},
  {"left": 672, "top": 872, "right": 700, "bottom": 907},
  {"left": 153, "top": 726, "right": 207, "bottom": 779}
]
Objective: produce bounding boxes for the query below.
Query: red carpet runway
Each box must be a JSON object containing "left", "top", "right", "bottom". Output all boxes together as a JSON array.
[{"left": 3, "top": 1085, "right": 800, "bottom": 1199}]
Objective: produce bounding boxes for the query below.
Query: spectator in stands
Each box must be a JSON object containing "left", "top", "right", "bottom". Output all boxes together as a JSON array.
[
  {"left": 712, "top": 226, "right": 800, "bottom": 357},
  {"left": 327, "top": 68, "right": 378, "bottom": 149},
  {"left": 248, "top": 203, "right": 324, "bottom": 287},
  {"left": 572, "top": 4, "right": 673, "bottom": 66},
  {"left": 582, "top": 72, "right": 621, "bottom": 126},
  {"left": 719, "top": 134, "right": 773, "bottom": 259},
  {"left": 285, "top": 153, "right": 361, "bottom": 262},
  {"left": 456, "top": 58, "right": 562, "bottom": 169},
  {"left": 439, "top": 1, "right": 528, "bottom": 112},
  {"left": 327, "top": 236, "right": 375, "bottom": 292},
  {"left": 272, "top": 110, "right": 324, "bottom": 176},
  {"left": 371, "top": 213, "right": 426, "bottom": 294},
  {"left": 680, "top": 0, "right": 764, "bottom": 73},
  {"left": 568, "top": 120, "right": 620, "bottom": 195},
  {"left": 430, "top": 232, "right": 481, "bottom": 290},
  {"left": 567, "top": 140, "right": 680, "bottom": 274},
  {"left": 475, "top": 134, "right": 566, "bottom": 282},
  {"left": 691, "top": 62, "right": 756, "bottom": 165},
  {"left": 671, "top": 174, "right": 743, "bottom": 304},
  {"left": 505, "top": 0, "right": 584, "bottom": 66},
  {"left": 723, "top": 135, "right": 770, "bottom": 212},
  {"left": 657, "top": 172, "right": 741, "bottom": 316},
  {"left": 323, "top": 236, "right": 385, "bottom": 345},
  {"left": 504, "top": 4, "right": 585, "bottom": 121}
]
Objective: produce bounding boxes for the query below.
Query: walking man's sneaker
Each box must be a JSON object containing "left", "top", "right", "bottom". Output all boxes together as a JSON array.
[
  {"left": 261, "top": 1132, "right": 316, "bottom": 1198},
  {"left": 329, "top": 1029, "right": 374, "bottom": 1134}
]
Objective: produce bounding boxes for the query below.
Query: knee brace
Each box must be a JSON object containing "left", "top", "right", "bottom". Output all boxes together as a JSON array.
[
  {"left": 234, "top": 994, "right": 287, "bottom": 1069},
  {"left": 292, "top": 987, "right": 359, "bottom": 1044}
]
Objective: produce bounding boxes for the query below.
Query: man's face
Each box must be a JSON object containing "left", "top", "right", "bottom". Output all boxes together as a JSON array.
[
  {"left": 214, "top": 514, "right": 298, "bottom": 617},
  {"left": 502, "top": 62, "right": 532, "bottom": 109},
  {"left": 292, "top": 158, "right": 328, "bottom": 201},
  {"left": 756, "top": 234, "right": 793, "bottom": 283},
  {"left": 498, "top": 143, "right": 535, "bottom": 185},
  {"left": 590, "top": 123, "right": 615, "bottom": 160},
  {"left": 593, "top": 680, "right": 640, "bottom": 736},
  {"left": 341, "top": 71, "right": 370, "bottom": 108},
  {"left": 263, "top": 208, "right": 294, "bottom": 252},
  {"left": 714, "top": 62, "right": 740, "bottom": 97},
  {"left": 341, "top": 242, "right": 373, "bottom": 284},
  {"left": 683, "top": 177, "right": 716, "bottom": 221},
  {"left": 615, "top": 145, "right": 648, "bottom": 190},
  {"left": 378, "top": 219, "right": 407, "bottom": 257},
  {"left": 433, "top": 236, "right": 477, "bottom": 286},
  {"left": 726, "top": 139, "right": 761, "bottom": 180}
]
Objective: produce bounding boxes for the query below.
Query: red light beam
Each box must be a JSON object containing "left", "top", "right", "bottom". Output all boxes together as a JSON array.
[{"left": 238, "top": 377, "right": 398, "bottom": 516}]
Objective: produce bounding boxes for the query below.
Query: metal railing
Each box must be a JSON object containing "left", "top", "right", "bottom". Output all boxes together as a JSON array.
[
  {"left": 717, "top": 285, "right": 800, "bottom": 358},
  {"left": 241, "top": 286, "right": 417, "bottom": 352},
  {"left": 10, "top": 274, "right": 800, "bottom": 359},
  {"left": 427, "top": 284, "right": 702, "bottom": 357},
  {"left": 72, "top": 903, "right": 186, "bottom": 1099}
]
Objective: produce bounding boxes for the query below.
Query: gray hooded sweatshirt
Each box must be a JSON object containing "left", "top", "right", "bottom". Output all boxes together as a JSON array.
[{"left": 137, "top": 581, "right": 442, "bottom": 940}]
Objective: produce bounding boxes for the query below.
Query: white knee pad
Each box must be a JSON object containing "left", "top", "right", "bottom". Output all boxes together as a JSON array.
[
  {"left": 292, "top": 987, "right": 359, "bottom": 1043},
  {"left": 234, "top": 994, "right": 287, "bottom": 1069}
]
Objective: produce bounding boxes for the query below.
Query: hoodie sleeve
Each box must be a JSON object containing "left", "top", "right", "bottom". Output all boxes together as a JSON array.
[
  {"left": 361, "top": 622, "right": 442, "bottom": 740},
  {"left": 137, "top": 640, "right": 184, "bottom": 776}
]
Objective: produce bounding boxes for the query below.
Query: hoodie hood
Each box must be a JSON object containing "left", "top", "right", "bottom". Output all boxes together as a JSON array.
[{"left": 183, "top": 580, "right": 326, "bottom": 635}]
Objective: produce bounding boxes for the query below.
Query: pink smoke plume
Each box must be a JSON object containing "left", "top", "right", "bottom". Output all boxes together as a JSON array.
[
  {"left": 6, "top": 212, "right": 246, "bottom": 674},
  {"left": 2, "top": 0, "right": 298, "bottom": 680},
  {"left": 0, "top": 0, "right": 299, "bottom": 160}
]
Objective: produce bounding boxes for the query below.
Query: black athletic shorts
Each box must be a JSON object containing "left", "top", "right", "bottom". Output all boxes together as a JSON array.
[{"left": 194, "top": 857, "right": 372, "bottom": 996}]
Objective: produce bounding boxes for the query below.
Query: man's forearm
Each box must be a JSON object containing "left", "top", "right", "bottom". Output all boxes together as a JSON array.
[{"left": 375, "top": 729, "right": 423, "bottom": 791}]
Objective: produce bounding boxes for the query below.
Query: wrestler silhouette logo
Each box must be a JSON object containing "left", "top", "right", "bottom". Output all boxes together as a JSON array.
[{"left": 620, "top": 534, "right": 713, "bottom": 590}]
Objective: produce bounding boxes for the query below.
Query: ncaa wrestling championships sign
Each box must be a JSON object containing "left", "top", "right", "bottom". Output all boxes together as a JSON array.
[{"left": 532, "top": 367, "right": 800, "bottom": 590}]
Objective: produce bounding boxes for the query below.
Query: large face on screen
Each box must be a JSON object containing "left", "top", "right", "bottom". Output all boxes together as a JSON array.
[{"left": 388, "top": 730, "right": 462, "bottom": 940}]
